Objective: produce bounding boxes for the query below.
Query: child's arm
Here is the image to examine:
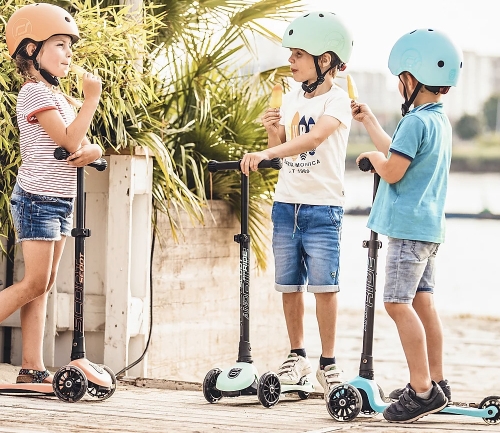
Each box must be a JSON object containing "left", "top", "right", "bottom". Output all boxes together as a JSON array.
[
  {"left": 356, "top": 150, "right": 411, "bottom": 184},
  {"left": 351, "top": 100, "right": 392, "bottom": 155},
  {"left": 241, "top": 115, "right": 340, "bottom": 175},
  {"left": 35, "top": 73, "right": 102, "bottom": 153}
]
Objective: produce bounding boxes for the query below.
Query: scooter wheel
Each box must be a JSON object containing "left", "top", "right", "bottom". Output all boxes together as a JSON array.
[
  {"left": 297, "top": 390, "right": 309, "bottom": 400},
  {"left": 87, "top": 365, "right": 117, "bottom": 401},
  {"left": 257, "top": 371, "right": 281, "bottom": 408},
  {"left": 53, "top": 365, "right": 88, "bottom": 403},
  {"left": 326, "top": 383, "right": 362, "bottom": 422},
  {"left": 479, "top": 395, "right": 500, "bottom": 424},
  {"left": 203, "top": 368, "right": 222, "bottom": 403}
]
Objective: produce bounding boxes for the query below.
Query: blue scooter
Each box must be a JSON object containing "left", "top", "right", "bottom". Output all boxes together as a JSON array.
[{"left": 325, "top": 158, "right": 500, "bottom": 424}]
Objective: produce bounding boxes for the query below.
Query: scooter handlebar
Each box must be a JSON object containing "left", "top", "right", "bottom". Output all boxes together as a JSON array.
[
  {"left": 54, "top": 147, "right": 108, "bottom": 171},
  {"left": 358, "top": 157, "right": 374, "bottom": 172},
  {"left": 207, "top": 158, "right": 282, "bottom": 173}
]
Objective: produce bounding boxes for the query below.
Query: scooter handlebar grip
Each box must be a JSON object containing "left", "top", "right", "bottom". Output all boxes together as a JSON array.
[
  {"left": 358, "top": 157, "right": 374, "bottom": 172},
  {"left": 259, "top": 158, "right": 282, "bottom": 170},
  {"left": 54, "top": 147, "right": 108, "bottom": 171},
  {"left": 207, "top": 160, "right": 240, "bottom": 172},
  {"left": 207, "top": 158, "right": 282, "bottom": 172}
]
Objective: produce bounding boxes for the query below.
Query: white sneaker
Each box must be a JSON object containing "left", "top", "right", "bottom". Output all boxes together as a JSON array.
[
  {"left": 276, "top": 353, "right": 312, "bottom": 385},
  {"left": 316, "top": 364, "right": 343, "bottom": 398}
]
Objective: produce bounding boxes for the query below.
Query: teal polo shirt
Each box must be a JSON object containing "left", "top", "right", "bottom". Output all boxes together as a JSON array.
[{"left": 367, "top": 103, "right": 452, "bottom": 243}]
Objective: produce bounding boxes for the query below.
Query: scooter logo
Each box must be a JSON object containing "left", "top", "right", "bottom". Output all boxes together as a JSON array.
[{"left": 228, "top": 368, "right": 242, "bottom": 378}]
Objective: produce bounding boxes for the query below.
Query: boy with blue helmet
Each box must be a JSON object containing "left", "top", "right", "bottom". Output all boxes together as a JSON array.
[
  {"left": 240, "top": 11, "right": 354, "bottom": 399},
  {"left": 352, "top": 28, "right": 463, "bottom": 423}
]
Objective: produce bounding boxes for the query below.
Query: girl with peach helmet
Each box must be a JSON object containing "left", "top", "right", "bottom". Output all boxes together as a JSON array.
[{"left": 6, "top": 3, "right": 80, "bottom": 86}]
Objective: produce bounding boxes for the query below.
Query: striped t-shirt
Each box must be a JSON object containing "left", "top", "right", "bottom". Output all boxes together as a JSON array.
[{"left": 16, "top": 81, "right": 77, "bottom": 197}]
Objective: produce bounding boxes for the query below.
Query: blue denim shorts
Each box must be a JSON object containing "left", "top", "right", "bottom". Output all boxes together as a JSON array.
[
  {"left": 10, "top": 182, "right": 74, "bottom": 243},
  {"left": 384, "top": 237, "right": 440, "bottom": 303},
  {"left": 271, "top": 201, "right": 343, "bottom": 293}
]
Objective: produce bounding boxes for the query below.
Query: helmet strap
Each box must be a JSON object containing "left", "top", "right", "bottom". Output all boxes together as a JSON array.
[
  {"left": 399, "top": 75, "right": 423, "bottom": 116},
  {"left": 302, "top": 56, "right": 340, "bottom": 94},
  {"left": 25, "top": 42, "right": 60, "bottom": 87}
]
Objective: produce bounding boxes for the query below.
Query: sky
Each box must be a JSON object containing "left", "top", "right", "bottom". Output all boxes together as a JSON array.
[{"left": 264, "top": 0, "right": 500, "bottom": 74}]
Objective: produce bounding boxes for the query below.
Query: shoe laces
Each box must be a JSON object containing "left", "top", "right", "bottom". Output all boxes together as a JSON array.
[
  {"left": 278, "top": 356, "right": 298, "bottom": 375},
  {"left": 322, "top": 366, "right": 341, "bottom": 385}
]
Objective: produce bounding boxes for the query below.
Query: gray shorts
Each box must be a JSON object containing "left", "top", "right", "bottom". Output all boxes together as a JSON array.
[{"left": 383, "top": 237, "right": 440, "bottom": 304}]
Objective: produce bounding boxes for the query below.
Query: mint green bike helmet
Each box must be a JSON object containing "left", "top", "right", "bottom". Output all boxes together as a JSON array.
[
  {"left": 282, "top": 11, "right": 354, "bottom": 93},
  {"left": 388, "top": 28, "right": 463, "bottom": 115}
]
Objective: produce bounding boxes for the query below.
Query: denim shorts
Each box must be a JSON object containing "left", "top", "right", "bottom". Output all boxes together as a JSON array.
[
  {"left": 384, "top": 237, "right": 440, "bottom": 303},
  {"left": 10, "top": 182, "right": 74, "bottom": 243},
  {"left": 271, "top": 201, "right": 343, "bottom": 293}
]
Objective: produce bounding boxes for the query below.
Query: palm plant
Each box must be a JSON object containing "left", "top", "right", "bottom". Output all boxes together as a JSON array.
[{"left": 0, "top": 0, "right": 305, "bottom": 268}]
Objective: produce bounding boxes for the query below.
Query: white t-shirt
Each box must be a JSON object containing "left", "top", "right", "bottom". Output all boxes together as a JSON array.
[
  {"left": 16, "top": 81, "right": 77, "bottom": 197},
  {"left": 276, "top": 84, "right": 351, "bottom": 206}
]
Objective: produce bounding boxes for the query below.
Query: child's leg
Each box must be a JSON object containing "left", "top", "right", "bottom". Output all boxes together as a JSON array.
[
  {"left": 0, "top": 240, "right": 55, "bottom": 323},
  {"left": 384, "top": 302, "right": 432, "bottom": 393},
  {"left": 413, "top": 292, "right": 444, "bottom": 382},
  {"left": 314, "top": 292, "right": 337, "bottom": 358},
  {"left": 282, "top": 292, "right": 305, "bottom": 349},
  {"left": 20, "top": 238, "right": 67, "bottom": 374}
]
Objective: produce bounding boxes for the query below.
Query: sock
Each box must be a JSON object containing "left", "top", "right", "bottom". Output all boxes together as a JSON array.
[
  {"left": 319, "top": 355, "right": 336, "bottom": 370},
  {"left": 291, "top": 348, "right": 306, "bottom": 358},
  {"left": 416, "top": 386, "right": 433, "bottom": 400}
]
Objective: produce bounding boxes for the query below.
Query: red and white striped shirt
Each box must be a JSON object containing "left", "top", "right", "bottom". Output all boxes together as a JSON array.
[{"left": 16, "top": 81, "right": 77, "bottom": 197}]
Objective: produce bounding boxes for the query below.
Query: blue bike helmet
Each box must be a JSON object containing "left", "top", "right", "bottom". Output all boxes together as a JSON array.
[{"left": 388, "top": 28, "right": 463, "bottom": 115}]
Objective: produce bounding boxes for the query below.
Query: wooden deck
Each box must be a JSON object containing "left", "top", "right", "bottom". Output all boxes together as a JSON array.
[{"left": 0, "top": 379, "right": 497, "bottom": 433}]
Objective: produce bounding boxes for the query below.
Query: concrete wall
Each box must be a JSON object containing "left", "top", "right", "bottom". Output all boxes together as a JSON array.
[{"left": 148, "top": 201, "right": 288, "bottom": 382}]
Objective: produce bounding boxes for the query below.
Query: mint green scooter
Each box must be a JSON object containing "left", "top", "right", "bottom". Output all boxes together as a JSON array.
[{"left": 202, "top": 158, "right": 282, "bottom": 408}]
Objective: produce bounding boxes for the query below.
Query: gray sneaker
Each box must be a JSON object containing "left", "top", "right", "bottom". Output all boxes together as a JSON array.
[
  {"left": 389, "top": 379, "right": 451, "bottom": 402},
  {"left": 316, "top": 364, "right": 343, "bottom": 398},
  {"left": 276, "top": 353, "right": 312, "bottom": 385},
  {"left": 384, "top": 381, "right": 448, "bottom": 423}
]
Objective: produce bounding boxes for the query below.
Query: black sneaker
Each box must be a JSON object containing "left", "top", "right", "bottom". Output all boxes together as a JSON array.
[
  {"left": 389, "top": 379, "right": 451, "bottom": 401},
  {"left": 383, "top": 381, "right": 448, "bottom": 423}
]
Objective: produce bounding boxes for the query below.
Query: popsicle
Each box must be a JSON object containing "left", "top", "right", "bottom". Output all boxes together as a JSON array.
[
  {"left": 70, "top": 64, "right": 87, "bottom": 78},
  {"left": 346, "top": 74, "right": 358, "bottom": 100},
  {"left": 269, "top": 84, "right": 283, "bottom": 108}
]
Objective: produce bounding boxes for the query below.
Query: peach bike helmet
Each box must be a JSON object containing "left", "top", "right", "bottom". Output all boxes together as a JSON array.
[
  {"left": 282, "top": 11, "right": 354, "bottom": 93},
  {"left": 6, "top": 3, "right": 80, "bottom": 86}
]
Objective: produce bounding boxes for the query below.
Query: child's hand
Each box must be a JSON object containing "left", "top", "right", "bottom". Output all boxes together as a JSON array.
[
  {"left": 240, "top": 151, "right": 268, "bottom": 176},
  {"left": 351, "top": 100, "right": 373, "bottom": 123},
  {"left": 356, "top": 151, "right": 377, "bottom": 172},
  {"left": 67, "top": 144, "right": 103, "bottom": 167},
  {"left": 261, "top": 108, "right": 281, "bottom": 135},
  {"left": 82, "top": 72, "right": 102, "bottom": 103}
]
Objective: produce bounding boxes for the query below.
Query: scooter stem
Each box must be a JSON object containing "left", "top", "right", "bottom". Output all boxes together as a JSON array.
[
  {"left": 359, "top": 173, "right": 381, "bottom": 379},
  {"left": 236, "top": 172, "right": 252, "bottom": 363}
]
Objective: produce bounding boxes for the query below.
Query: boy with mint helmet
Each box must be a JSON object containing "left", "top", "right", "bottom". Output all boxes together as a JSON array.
[
  {"left": 352, "top": 28, "right": 463, "bottom": 422},
  {"left": 240, "top": 10, "right": 355, "bottom": 401},
  {"left": 388, "top": 28, "right": 463, "bottom": 116},
  {"left": 282, "top": 11, "right": 354, "bottom": 93}
]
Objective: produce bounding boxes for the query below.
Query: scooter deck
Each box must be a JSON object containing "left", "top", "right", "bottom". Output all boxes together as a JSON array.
[{"left": 0, "top": 383, "right": 54, "bottom": 396}]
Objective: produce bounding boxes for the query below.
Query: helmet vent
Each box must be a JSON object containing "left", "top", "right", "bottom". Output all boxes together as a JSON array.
[
  {"left": 410, "top": 30, "right": 417, "bottom": 34},
  {"left": 304, "top": 14, "right": 309, "bottom": 17},
  {"left": 65, "top": 17, "right": 70, "bottom": 22},
  {"left": 438, "top": 60, "right": 444, "bottom": 67},
  {"left": 319, "top": 13, "right": 324, "bottom": 17},
  {"left": 428, "top": 29, "right": 434, "bottom": 31},
  {"left": 289, "top": 29, "right": 293, "bottom": 35}
]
